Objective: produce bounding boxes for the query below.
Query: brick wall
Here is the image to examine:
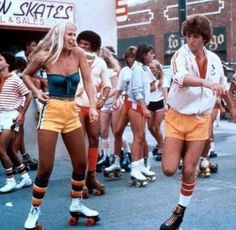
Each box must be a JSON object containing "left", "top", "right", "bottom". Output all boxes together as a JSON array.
[{"left": 117, "top": 0, "right": 236, "bottom": 69}]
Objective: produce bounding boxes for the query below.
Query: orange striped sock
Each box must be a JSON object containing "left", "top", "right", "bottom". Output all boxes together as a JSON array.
[
  {"left": 32, "top": 177, "right": 48, "bottom": 207},
  {"left": 70, "top": 174, "right": 85, "bottom": 198},
  {"left": 88, "top": 147, "right": 99, "bottom": 172}
]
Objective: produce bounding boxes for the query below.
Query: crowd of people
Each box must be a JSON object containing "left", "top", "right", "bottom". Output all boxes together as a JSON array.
[{"left": 0, "top": 14, "right": 236, "bottom": 230}]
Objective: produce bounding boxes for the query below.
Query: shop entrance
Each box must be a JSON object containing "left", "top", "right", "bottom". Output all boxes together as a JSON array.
[{"left": 0, "top": 28, "right": 46, "bottom": 54}]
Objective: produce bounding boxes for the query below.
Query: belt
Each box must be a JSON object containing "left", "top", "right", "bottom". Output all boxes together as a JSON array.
[{"left": 50, "top": 96, "right": 75, "bottom": 101}]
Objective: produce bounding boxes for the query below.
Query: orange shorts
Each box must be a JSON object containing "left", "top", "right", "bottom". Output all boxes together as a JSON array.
[
  {"left": 125, "top": 99, "right": 143, "bottom": 115},
  {"left": 38, "top": 99, "right": 81, "bottom": 133},
  {"left": 164, "top": 108, "right": 210, "bottom": 141},
  {"left": 78, "top": 106, "right": 90, "bottom": 117},
  {"left": 78, "top": 106, "right": 100, "bottom": 118}
]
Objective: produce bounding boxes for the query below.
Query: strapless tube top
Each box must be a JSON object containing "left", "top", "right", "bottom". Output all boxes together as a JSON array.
[{"left": 47, "top": 72, "right": 80, "bottom": 98}]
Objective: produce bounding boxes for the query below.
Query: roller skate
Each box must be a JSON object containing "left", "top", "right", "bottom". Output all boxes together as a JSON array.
[
  {"left": 120, "top": 150, "right": 131, "bottom": 172},
  {"left": 152, "top": 145, "right": 159, "bottom": 156},
  {"left": 96, "top": 151, "right": 110, "bottom": 173},
  {"left": 208, "top": 150, "right": 217, "bottom": 158},
  {"left": 155, "top": 152, "right": 162, "bottom": 161},
  {"left": 128, "top": 162, "right": 148, "bottom": 187},
  {"left": 197, "top": 158, "right": 211, "bottom": 178},
  {"left": 23, "top": 153, "right": 38, "bottom": 171},
  {"left": 104, "top": 155, "right": 122, "bottom": 178},
  {"left": 24, "top": 206, "right": 41, "bottom": 230},
  {"left": 69, "top": 198, "right": 100, "bottom": 226},
  {"left": 160, "top": 204, "right": 186, "bottom": 230},
  {"left": 0, "top": 178, "right": 16, "bottom": 193},
  {"left": 209, "top": 161, "right": 218, "bottom": 173},
  {"left": 86, "top": 171, "right": 105, "bottom": 195},
  {"left": 139, "top": 159, "right": 156, "bottom": 182}
]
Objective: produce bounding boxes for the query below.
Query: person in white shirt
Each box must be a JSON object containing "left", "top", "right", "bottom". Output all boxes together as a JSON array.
[
  {"left": 127, "top": 43, "right": 157, "bottom": 187},
  {"left": 76, "top": 31, "right": 111, "bottom": 197},
  {"left": 103, "top": 46, "right": 136, "bottom": 177},
  {"left": 160, "top": 14, "right": 236, "bottom": 230},
  {"left": 147, "top": 59, "right": 169, "bottom": 161}
]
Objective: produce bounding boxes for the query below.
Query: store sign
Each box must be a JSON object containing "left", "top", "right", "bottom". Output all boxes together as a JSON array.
[
  {"left": 0, "top": 0, "right": 75, "bottom": 29},
  {"left": 164, "top": 27, "right": 226, "bottom": 55},
  {"left": 116, "top": 0, "right": 128, "bottom": 22}
]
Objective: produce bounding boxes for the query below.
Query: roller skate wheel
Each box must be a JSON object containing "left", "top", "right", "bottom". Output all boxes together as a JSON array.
[
  {"left": 69, "top": 216, "right": 78, "bottom": 225},
  {"left": 94, "top": 189, "right": 105, "bottom": 196},
  {"left": 109, "top": 172, "right": 115, "bottom": 178},
  {"left": 128, "top": 180, "right": 134, "bottom": 186},
  {"left": 151, "top": 176, "right": 156, "bottom": 181},
  {"left": 37, "top": 224, "right": 43, "bottom": 230},
  {"left": 86, "top": 217, "right": 96, "bottom": 226},
  {"left": 135, "top": 181, "right": 141, "bottom": 187}
]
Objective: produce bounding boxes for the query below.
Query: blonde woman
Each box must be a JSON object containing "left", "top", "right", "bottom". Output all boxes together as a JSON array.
[
  {"left": 147, "top": 60, "right": 169, "bottom": 161},
  {"left": 23, "top": 22, "right": 99, "bottom": 229}
]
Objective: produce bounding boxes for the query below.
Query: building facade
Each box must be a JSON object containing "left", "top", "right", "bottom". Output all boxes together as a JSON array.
[
  {"left": 117, "top": 0, "right": 236, "bottom": 69},
  {"left": 0, "top": 0, "right": 117, "bottom": 53}
]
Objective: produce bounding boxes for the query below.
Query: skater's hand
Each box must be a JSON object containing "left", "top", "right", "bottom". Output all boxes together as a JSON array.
[
  {"left": 202, "top": 80, "right": 225, "bottom": 97},
  {"left": 96, "top": 97, "right": 105, "bottom": 109},
  {"left": 112, "top": 99, "right": 120, "bottom": 110},
  {"left": 89, "top": 107, "right": 99, "bottom": 125},
  {"left": 142, "top": 108, "right": 151, "bottom": 118},
  {"left": 12, "top": 112, "right": 25, "bottom": 129},
  {"left": 36, "top": 90, "right": 49, "bottom": 104}
]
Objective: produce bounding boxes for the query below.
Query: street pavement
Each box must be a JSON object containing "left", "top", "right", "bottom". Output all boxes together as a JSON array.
[{"left": 0, "top": 105, "right": 236, "bottom": 230}]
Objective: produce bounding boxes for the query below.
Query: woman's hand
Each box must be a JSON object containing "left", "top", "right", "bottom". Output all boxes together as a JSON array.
[
  {"left": 36, "top": 90, "right": 49, "bottom": 104},
  {"left": 89, "top": 107, "right": 99, "bottom": 125}
]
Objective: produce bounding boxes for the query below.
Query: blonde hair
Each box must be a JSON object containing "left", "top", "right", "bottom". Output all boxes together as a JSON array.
[
  {"left": 29, "top": 21, "right": 76, "bottom": 66},
  {"left": 99, "top": 47, "right": 120, "bottom": 73},
  {"left": 150, "top": 59, "right": 164, "bottom": 87}
]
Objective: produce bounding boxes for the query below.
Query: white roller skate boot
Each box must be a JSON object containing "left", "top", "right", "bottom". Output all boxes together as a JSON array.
[
  {"left": 0, "top": 178, "right": 16, "bottom": 193},
  {"left": 24, "top": 206, "right": 41, "bottom": 229},
  {"left": 139, "top": 158, "right": 156, "bottom": 182},
  {"left": 69, "top": 198, "right": 100, "bottom": 226},
  {"left": 128, "top": 161, "right": 148, "bottom": 187},
  {"left": 104, "top": 155, "right": 122, "bottom": 178},
  {"left": 197, "top": 157, "right": 211, "bottom": 178}
]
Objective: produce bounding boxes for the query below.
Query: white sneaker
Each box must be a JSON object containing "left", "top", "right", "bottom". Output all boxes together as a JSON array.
[
  {"left": 24, "top": 206, "right": 40, "bottom": 229},
  {"left": 0, "top": 178, "right": 16, "bottom": 193},
  {"left": 16, "top": 177, "right": 32, "bottom": 189}
]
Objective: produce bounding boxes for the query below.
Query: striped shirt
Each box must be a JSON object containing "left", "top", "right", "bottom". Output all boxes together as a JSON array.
[{"left": 0, "top": 73, "right": 30, "bottom": 110}]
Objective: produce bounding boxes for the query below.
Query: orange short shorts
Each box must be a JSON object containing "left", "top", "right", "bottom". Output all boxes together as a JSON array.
[
  {"left": 164, "top": 108, "right": 210, "bottom": 141},
  {"left": 38, "top": 99, "right": 81, "bottom": 133}
]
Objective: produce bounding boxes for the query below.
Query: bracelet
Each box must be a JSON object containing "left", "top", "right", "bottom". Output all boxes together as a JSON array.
[{"left": 101, "top": 96, "right": 107, "bottom": 101}]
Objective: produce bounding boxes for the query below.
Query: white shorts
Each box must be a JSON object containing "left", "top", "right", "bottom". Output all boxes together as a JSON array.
[{"left": 0, "top": 110, "right": 19, "bottom": 132}]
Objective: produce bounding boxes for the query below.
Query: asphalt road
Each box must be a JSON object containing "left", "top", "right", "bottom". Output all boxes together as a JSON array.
[{"left": 0, "top": 103, "right": 236, "bottom": 230}]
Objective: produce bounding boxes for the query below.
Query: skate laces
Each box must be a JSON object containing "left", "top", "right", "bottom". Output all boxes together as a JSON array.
[
  {"left": 165, "top": 206, "right": 183, "bottom": 226},
  {"left": 30, "top": 207, "right": 39, "bottom": 216}
]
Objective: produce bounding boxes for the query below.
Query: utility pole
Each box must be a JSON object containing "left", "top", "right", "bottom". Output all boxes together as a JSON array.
[{"left": 178, "top": 0, "right": 186, "bottom": 46}]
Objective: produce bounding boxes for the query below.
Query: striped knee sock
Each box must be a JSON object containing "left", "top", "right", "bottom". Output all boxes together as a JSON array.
[
  {"left": 5, "top": 167, "right": 14, "bottom": 179},
  {"left": 32, "top": 177, "right": 48, "bottom": 207},
  {"left": 71, "top": 173, "right": 85, "bottom": 198},
  {"left": 179, "top": 180, "right": 195, "bottom": 207}
]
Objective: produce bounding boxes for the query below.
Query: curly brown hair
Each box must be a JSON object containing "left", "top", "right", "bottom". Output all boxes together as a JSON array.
[{"left": 182, "top": 14, "right": 213, "bottom": 45}]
